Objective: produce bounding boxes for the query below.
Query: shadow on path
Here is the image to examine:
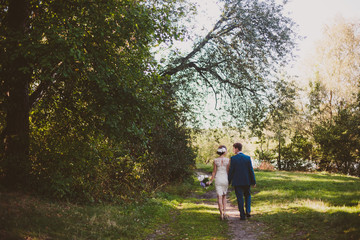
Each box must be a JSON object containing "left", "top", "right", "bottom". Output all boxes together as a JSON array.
[{"left": 224, "top": 193, "right": 266, "bottom": 240}]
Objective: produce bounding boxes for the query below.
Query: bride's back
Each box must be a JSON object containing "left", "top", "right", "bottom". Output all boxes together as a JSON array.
[{"left": 215, "top": 157, "right": 229, "bottom": 173}]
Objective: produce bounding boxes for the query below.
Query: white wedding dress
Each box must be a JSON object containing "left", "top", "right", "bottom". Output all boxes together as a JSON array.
[{"left": 214, "top": 157, "right": 229, "bottom": 196}]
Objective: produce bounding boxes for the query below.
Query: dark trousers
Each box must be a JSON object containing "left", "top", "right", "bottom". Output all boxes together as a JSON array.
[{"left": 234, "top": 185, "right": 251, "bottom": 218}]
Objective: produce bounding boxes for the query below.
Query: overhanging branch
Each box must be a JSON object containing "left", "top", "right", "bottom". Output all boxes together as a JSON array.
[
  {"left": 161, "top": 9, "right": 237, "bottom": 77},
  {"left": 29, "top": 72, "right": 59, "bottom": 109}
]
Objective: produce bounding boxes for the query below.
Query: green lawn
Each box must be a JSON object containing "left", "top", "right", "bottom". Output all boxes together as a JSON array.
[
  {"left": 1, "top": 170, "right": 359, "bottom": 239},
  {"left": 229, "top": 170, "right": 360, "bottom": 240}
]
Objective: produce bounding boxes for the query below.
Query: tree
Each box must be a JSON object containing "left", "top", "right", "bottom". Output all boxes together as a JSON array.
[
  {"left": 313, "top": 106, "right": 360, "bottom": 174},
  {"left": 306, "top": 17, "right": 360, "bottom": 120},
  {"left": 191, "top": 127, "right": 244, "bottom": 164},
  {"left": 280, "top": 134, "right": 313, "bottom": 171},
  {"left": 261, "top": 78, "right": 298, "bottom": 170},
  {"left": 161, "top": 0, "right": 297, "bottom": 128},
  {"left": 0, "top": 0, "right": 299, "bottom": 198},
  {"left": 303, "top": 18, "right": 360, "bottom": 174},
  {"left": 0, "top": 0, "right": 192, "bottom": 189},
  {"left": 0, "top": 0, "right": 31, "bottom": 186}
]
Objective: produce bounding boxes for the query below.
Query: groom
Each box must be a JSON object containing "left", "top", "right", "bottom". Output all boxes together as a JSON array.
[{"left": 228, "top": 142, "right": 256, "bottom": 220}]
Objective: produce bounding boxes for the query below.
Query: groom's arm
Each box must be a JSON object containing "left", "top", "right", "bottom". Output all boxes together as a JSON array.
[
  {"left": 228, "top": 158, "right": 234, "bottom": 184},
  {"left": 248, "top": 157, "right": 256, "bottom": 185}
]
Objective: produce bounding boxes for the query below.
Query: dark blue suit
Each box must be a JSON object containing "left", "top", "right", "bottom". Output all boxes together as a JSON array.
[{"left": 228, "top": 152, "right": 256, "bottom": 219}]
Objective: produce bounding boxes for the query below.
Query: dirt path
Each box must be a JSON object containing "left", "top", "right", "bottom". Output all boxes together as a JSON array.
[
  {"left": 147, "top": 171, "right": 266, "bottom": 239},
  {"left": 197, "top": 188, "right": 265, "bottom": 240},
  {"left": 196, "top": 171, "right": 266, "bottom": 240}
]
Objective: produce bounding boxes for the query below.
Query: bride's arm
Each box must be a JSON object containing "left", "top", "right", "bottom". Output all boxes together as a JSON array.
[{"left": 208, "top": 161, "right": 217, "bottom": 184}]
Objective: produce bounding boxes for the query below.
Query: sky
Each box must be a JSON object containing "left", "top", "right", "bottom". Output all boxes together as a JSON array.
[{"left": 282, "top": 0, "right": 360, "bottom": 75}]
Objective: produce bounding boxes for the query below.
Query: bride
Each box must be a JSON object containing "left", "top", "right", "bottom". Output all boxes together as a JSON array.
[{"left": 207, "top": 145, "right": 230, "bottom": 220}]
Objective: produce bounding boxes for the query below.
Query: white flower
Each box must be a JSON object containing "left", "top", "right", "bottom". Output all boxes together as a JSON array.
[
  {"left": 217, "top": 147, "right": 226, "bottom": 153},
  {"left": 198, "top": 175, "right": 205, "bottom": 181}
]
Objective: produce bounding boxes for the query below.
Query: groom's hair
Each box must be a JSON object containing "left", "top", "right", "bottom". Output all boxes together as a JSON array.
[{"left": 233, "top": 142, "right": 242, "bottom": 151}]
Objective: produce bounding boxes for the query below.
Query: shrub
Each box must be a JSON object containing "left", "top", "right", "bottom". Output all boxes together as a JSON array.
[{"left": 257, "top": 161, "right": 275, "bottom": 171}]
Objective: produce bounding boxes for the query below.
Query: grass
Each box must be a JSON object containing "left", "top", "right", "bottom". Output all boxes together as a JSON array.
[
  {"left": 196, "top": 162, "right": 213, "bottom": 173},
  {"left": 0, "top": 191, "right": 176, "bottom": 239},
  {"left": 0, "top": 177, "right": 228, "bottom": 240},
  {"left": 228, "top": 170, "right": 360, "bottom": 240},
  {"left": 1, "top": 170, "right": 359, "bottom": 239},
  {"left": 161, "top": 199, "right": 228, "bottom": 239},
  {"left": 149, "top": 181, "right": 228, "bottom": 240}
]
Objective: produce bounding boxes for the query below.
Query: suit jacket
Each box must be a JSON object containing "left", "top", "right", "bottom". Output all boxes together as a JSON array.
[{"left": 228, "top": 152, "right": 256, "bottom": 186}]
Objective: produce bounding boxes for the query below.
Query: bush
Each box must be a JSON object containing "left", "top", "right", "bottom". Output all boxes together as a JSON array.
[{"left": 257, "top": 161, "right": 275, "bottom": 171}]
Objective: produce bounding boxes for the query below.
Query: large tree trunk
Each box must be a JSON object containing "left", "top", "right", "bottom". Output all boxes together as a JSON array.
[{"left": 2, "top": 0, "right": 30, "bottom": 188}]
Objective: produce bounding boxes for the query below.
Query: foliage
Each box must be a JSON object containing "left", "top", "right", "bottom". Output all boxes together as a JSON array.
[
  {"left": 0, "top": 0, "right": 196, "bottom": 200},
  {"left": 162, "top": 0, "right": 298, "bottom": 128},
  {"left": 144, "top": 111, "right": 197, "bottom": 187},
  {"left": 253, "top": 78, "right": 299, "bottom": 170},
  {"left": 0, "top": 0, "right": 302, "bottom": 200},
  {"left": 253, "top": 18, "right": 360, "bottom": 175},
  {"left": 254, "top": 149, "right": 275, "bottom": 163},
  {"left": 313, "top": 106, "right": 360, "bottom": 175},
  {"left": 302, "top": 18, "right": 360, "bottom": 175},
  {"left": 191, "top": 127, "right": 249, "bottom": 164},
  {"left": 311, "top": 16, "right": 360, "bottom": 106},
  {"left": 280, "top": 134, "right": 314, "bottom": 171}
]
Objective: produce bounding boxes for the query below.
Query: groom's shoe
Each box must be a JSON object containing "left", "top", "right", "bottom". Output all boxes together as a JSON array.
[{"left": 246, "top": 213, "right": 251, "bottom": 218}]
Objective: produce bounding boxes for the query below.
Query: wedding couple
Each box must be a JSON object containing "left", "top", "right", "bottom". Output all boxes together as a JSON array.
[{"left": 207, "top": 143, "right": 256, "bottom": 220}]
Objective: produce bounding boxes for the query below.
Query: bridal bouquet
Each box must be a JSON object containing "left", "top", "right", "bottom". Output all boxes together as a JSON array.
[{"left": 200, "top": 177, "right": 211, "bottom": 188}]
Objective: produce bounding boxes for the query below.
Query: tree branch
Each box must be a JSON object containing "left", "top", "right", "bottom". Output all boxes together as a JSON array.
[
  {"left": 29, "top": 72, "right": 58, "bottom": 109},
  {"left": 29, "top": 81, "right": 48, "bottom": 109},
  {"left": 188, "top": 62, "right": 218, "bottom": 109},
  {"left": 161, "top": 9, "right": 236, "bottom": 77}
]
